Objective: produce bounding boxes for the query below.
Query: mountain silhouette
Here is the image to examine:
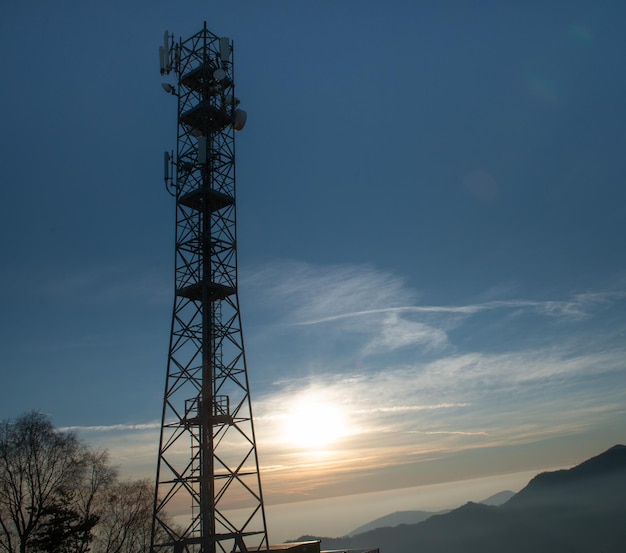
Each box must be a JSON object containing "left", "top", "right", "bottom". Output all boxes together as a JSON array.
[
  {"left": 346, "top": 490, "right": 514, "bottom": 536},
  {"left": 346, "top": 510, "right": 448, "bottom": 537},
  {"left": 480, "top": 489, "right": 515, "bottom": 505},
  {"left": 299, "top": 445, "right": 626, "bottom": 553}
]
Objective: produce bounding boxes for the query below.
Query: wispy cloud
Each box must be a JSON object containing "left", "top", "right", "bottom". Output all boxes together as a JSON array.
[
  {"left": 362, "top": 312, "right": 449, "bottom": 354},
  {"left": 60, "top": 422, "right": 161, "bottom": 433},
  {"left": 295, "top": 296, "right": 617, "bottom": 325},
  {"left": 355, "top": 403, "right": 471, "bottom": 415},
  {"left": 243, "top": 262, "right": 626, "bottom": 359},
  {"left": 422, "top": 431, "right": 489, "bottom": 436},
  {"left": 244, "top": 261, "right": 416, "bottom": 322}
]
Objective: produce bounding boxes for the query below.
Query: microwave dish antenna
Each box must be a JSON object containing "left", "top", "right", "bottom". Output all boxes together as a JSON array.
[{"left": 151, "top": 23, "right": 266, "bottom": 553}]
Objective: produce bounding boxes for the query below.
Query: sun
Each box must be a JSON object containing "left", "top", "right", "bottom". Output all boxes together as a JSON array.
[{"left": 282, "top": 392, "right": 350, "bottom": 450}]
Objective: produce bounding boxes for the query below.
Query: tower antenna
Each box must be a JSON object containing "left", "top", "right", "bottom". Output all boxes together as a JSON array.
[{"left": 152, "top": 25, "right": 265, "bottom": 553}]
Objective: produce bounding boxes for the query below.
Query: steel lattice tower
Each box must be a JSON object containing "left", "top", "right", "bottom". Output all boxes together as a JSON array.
[{"left": 152, "top": 24, "right": 269, "bottom": 553}]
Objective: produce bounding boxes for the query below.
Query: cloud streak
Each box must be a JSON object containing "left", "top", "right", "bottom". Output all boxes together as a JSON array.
[
  {"left": 295, "top": 295, "right": 619, "bottom": 326},
  {"left": 244, "top": 261, "right": 415, "bottom": 322},
  {"left": 60, "top": 422, "right": 161, "bottom": 433},
  {"left": 243, "top": 262, "right": 626, "bottom": 359}
]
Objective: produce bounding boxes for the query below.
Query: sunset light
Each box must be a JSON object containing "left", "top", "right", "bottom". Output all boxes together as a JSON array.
[{"left": 282, "top": 392, "right": 351, "bottom": 450}]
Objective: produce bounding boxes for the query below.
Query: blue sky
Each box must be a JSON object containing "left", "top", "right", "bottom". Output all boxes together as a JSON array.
[{"left": 2, "top": 0, "right": 626, "bottom": 542}]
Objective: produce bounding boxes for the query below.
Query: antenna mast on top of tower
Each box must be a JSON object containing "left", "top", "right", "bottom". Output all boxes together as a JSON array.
[{"left": 151, "top": 23, "right": 268, "bottom": 553}]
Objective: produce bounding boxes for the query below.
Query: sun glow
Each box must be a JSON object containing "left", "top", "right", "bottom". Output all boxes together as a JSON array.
[{"left": 282, "top": 392, "right": 351, "bottom": 450}]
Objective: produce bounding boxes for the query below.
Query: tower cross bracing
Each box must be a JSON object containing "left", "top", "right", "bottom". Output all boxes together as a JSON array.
[{"left": 151, "top": 23, "right": 269, "bottom": 553}]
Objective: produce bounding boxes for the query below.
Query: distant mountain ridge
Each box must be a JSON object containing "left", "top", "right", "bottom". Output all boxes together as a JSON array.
[
  {"left": 346, "top": 490, "right": 514, "bottom": 536},
  {"left": 506, "top": 444, "right": 626, "bottom": 507},
  {"left": 297, "top": 445, "right": 626, "bottom": 553},
  {"left": 347, "top": 510, "right": 446, "bottom": 537},
  {"left": 480, "top": 489, "right": 515, "bottom": 505}
]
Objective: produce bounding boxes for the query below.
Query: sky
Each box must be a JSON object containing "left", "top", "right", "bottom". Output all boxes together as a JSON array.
[{"left": 2, "top": 0, "right": 626, "bottom": 543}]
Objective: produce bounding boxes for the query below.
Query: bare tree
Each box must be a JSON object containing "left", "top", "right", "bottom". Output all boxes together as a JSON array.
[
  {"left": 92, "top": 479, "right": 155, "bottom": 553},
  {"left": 29, "top": 449, "right": 119, "bottom": 553},
  {"left": 0, "top": 412, "right": 87, "bottom": 553},
  {"left": 71, "top": 450, "right": 118, "bottom": 553},
  {"left": 0, "top": 412, "right": 165, "bottom": 553}
]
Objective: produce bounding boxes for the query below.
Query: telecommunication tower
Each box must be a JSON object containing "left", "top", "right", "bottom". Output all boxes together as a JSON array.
[{"left": 152, "top": 24, "right": 269, "bottom": 553}]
